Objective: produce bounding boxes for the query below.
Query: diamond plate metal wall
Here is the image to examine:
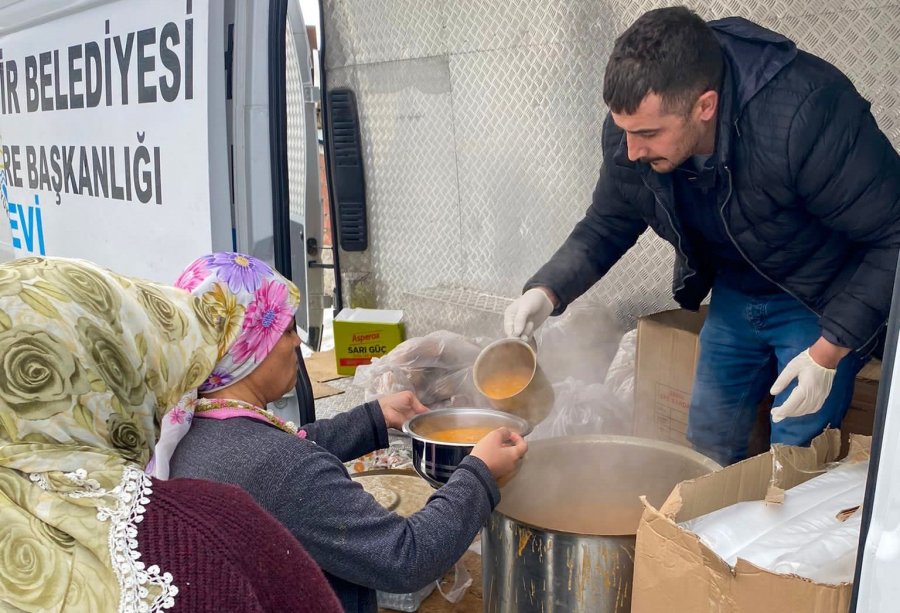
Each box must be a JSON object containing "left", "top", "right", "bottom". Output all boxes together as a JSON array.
[
  {"left": 444, "top": 2, "right": 613, "bottom": 54},
  {"left": 286, "top": 27, "right": 307, "bottom": 220},
  {"left": 449, "top": 41, "right": 609, "bottom": 298},
  {"left": 327, "top": 57, "right": 463, "bottom": 319},
  {"left": 773, "top": 7, "right": 900, "bottom": 144},
  {"left": 323, "top": 0, "right": 448, "bottom": 67},
  {"left": 323, "top": 0, "right": 900, "bottom": 337}
]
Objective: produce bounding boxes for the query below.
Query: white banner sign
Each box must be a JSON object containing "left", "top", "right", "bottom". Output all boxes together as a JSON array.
[{"left": 0, "top": 0, "right": 213, "bottom": 283}]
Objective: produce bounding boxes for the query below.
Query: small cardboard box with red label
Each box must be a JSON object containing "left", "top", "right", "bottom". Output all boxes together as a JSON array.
[{"left": 333, "top": 308, "right": 405, "bottom": 375}]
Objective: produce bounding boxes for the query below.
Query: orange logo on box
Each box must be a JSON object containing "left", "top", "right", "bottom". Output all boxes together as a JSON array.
[{"left": 352, "top": 331, "right": 382, "bottom": 343}]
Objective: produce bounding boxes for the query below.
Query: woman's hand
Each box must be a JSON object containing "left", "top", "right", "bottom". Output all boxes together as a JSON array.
[
  {"left": 471, "top": 427, "right": 528, "bottom": 481},
  {"left": 378, "top": 391, "right": 429, "bottom": 429}
]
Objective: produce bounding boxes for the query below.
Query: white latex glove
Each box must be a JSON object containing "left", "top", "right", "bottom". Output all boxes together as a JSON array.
[
  {"left": 769, "top": 349, "right": 836, "bottom": 423},
  {"left": 503, "top": 288, "right": 554, "bottom": 340}
]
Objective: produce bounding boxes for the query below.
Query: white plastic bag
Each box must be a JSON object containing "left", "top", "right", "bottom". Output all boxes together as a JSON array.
[
  {"left": 436, "top": 559, "right": 473, "bottom": 604},
  {"left": 603, "top": 329, "right": 637, "bottom": 407},
  {"left": 527, "top": 325, "right": 636, "bottom": 441},
  {"left": 527, "top": 377, "right": 632, "bottom": 440},
  {"left": 353, "top": 330, "right": 491, "bottom": 408},
  {"left": 680, "top": 460, "right": 868, "bottom": 584},
  {"left": 535, "top": 302, "right": 624, "bottom": 385}
]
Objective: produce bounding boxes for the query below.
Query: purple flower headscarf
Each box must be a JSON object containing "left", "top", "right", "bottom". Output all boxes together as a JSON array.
[{"left": 149, "top": 252, "right": 301, "bottom": 478}]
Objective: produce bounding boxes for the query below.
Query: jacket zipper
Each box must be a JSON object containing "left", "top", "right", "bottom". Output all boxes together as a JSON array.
[{"left": 641, "top": 174, "right": 696, "bottom": 294}]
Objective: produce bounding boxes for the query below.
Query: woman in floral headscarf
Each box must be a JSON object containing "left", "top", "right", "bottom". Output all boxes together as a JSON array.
[
  {"left": 0, "top": 256, "right": 340, "bottom": 612},
  {"left": 165, "top": 252, "right": 528, "bottom": 613}
]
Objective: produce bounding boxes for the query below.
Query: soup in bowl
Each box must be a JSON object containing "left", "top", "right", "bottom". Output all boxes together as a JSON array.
[{"left": 403, "top": 408, "right": 532, "bottom": 488}]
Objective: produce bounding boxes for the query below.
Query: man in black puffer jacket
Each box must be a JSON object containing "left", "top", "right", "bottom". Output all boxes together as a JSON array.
[{"left": 504, "top": 7, "right": 900, "bottom": 465}]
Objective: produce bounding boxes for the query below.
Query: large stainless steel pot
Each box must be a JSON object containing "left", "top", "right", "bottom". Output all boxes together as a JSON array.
[{"left": 482, "top": 435, "right": 720, "bottom": 612}]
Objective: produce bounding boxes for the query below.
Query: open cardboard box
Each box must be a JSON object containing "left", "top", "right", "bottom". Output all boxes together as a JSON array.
[
  {"left": 633, "top": 307, "right": 881, "bottom": 457},
  {"left": 632, "top": 430, "right": 871, "bottom": 613}
]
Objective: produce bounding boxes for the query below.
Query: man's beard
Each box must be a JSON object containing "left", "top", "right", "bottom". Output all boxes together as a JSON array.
[
  {"left": 645, "top": 157, "right": 679, "bottom": 173},
  {"left": 644, "top": 123, "right": 702, "bottom": 173}
]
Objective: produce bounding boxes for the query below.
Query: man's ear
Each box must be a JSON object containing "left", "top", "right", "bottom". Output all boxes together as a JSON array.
[{"left": 695, "top": 90, "right": 718, "bottom": 122}]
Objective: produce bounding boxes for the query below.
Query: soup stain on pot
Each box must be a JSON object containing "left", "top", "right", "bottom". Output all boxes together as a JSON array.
[{"left": 516, "top": 526, "right": 533, "bottom": 557}]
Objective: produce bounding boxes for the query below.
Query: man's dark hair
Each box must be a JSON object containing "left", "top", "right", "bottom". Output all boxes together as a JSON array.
[{"left": 603, "top": 6, "right": 723, "bottom": 115}]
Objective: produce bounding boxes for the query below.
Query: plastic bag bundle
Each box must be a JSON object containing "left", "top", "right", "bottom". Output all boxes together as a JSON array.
[
  {"left": 603, "top": 329, "right": 637, "bottom": 407},
  {"left": 527, "top": 325, "right": 636, "bottom": 441},
  {"left": 353, "top": 330, "right": 491, "bottom": 408},
  {"left": 376, "top": 559, "right": 472, "bottom": 611},
  {"left": 680, "top": 460, "right": 868, "bottom": 584},
  {"left": 527, "top": 377, "right": 633, "bottom": 440},
  {"left": 535, "top": 302, "right": 623, "bottom": 385}
]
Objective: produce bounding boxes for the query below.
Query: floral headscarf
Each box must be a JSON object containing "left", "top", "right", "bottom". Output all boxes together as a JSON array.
[
  {"left": 149, "top": 253, "right": 301, "bottom": 479},
  {"left": 0, "top": 257, "right": 221, "bottom": 612}
]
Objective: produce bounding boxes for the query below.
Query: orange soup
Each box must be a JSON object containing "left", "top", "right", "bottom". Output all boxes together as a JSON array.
[
  {"left": 429, "top": 426, "right": 495, "bottom": 444},
  {"left": 479, "top": 371, "right": 532, "bottom": 399}
]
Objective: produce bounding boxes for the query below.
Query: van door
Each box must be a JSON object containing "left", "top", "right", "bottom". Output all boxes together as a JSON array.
[
  {"left": 229, "top": 0, "right": 328, "bottom": 423},
  {"left": 229, "top": 0, "right": 328, "bottom": 354},
  {"left": 853, "top": 260, "right": 900, "bottom": 611}
]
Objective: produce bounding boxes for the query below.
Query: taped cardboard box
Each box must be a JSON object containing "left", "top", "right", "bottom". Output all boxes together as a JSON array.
[
  {"left": 634, "top": 307, "right": 880, "bottom": 453},
  {"left": 632, "top": 430, "right": 870, "bottom": 613},
  {"left": 333, "top": 308, "right": 405, "bottom": 376}
]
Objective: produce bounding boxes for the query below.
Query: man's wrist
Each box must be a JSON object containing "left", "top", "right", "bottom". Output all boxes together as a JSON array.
[
  {"left": 537, "top": 286, "right": 559, "bottom": 309},
  {"left": 808, "top": 336, "right": 851, "bottom": 369}
]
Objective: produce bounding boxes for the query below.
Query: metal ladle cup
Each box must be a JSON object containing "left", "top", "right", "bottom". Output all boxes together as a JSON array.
[{"left": 472, "top": 338, "right": 554, "bottom": 427}]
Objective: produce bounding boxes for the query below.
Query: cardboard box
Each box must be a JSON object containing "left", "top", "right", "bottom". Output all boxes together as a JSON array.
[
  {"left": 632, "top": 430, "right": 868, "bottom": 613},
  {"left": 634, "top": 307, "right": 881, "bottom": 453},
  {"left": 633, "top": 306, "right": 707, "bottom": 446},
  {"left": 841, "top": 359, "right": 880, "bottom": 454},
  {"left": 333, "top": 308, "right": 405, "bottom": 375}
]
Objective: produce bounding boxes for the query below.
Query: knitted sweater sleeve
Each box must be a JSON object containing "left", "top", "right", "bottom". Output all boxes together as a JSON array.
[
  {"left": 267, "top": 442, "right": 499, "bottom": 594},
  {"left": 301, "top": 401, "right": 388, "bottom": 461}
]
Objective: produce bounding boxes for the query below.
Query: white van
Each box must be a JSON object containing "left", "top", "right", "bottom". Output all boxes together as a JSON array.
[
  {"left": 0, "top": 0, "right": 328, "bottom": 342},
  {"left": 1, "top": 1, "right": 898, "bottom": 609},
  {"left": 0, "top": 0, "right": 330, "bottom": 423}
]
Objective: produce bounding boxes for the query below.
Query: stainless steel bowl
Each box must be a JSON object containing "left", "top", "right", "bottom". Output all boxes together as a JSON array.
[{"left": 402, "top": 408, "right": 532, "bottom": 488}]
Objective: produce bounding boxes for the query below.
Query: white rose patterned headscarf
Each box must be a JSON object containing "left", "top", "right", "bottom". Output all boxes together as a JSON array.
[
  {"left": 148, "top": 252, "right": 301, "bottom": 479},
  {"left": 0, "top": 256, "right": 221, "bottom": 612}
]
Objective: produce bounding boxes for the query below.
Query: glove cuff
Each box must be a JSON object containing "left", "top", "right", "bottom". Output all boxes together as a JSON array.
[{"left": 802, "top": 349, "right": 837, "bottom": 374}]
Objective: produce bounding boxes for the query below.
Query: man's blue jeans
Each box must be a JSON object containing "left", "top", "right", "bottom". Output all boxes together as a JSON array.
[{"left": 686, "top": 283, "right": 868, "bottom": 466}]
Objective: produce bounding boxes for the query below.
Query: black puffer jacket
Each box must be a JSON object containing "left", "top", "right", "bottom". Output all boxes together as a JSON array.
[{"left": 527, "top": 17, "right": 900, "bottom": 352}]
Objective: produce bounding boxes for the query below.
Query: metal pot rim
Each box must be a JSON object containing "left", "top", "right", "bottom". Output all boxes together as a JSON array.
[
  {"left": 490, "top": 510, "right": 640, "bottom": 539},
  {"left": 519, "top": 433, "right": 722, "bottom": 472},
  {"left": 402, "top": 407, "right": 533, "bottom": 446}
]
